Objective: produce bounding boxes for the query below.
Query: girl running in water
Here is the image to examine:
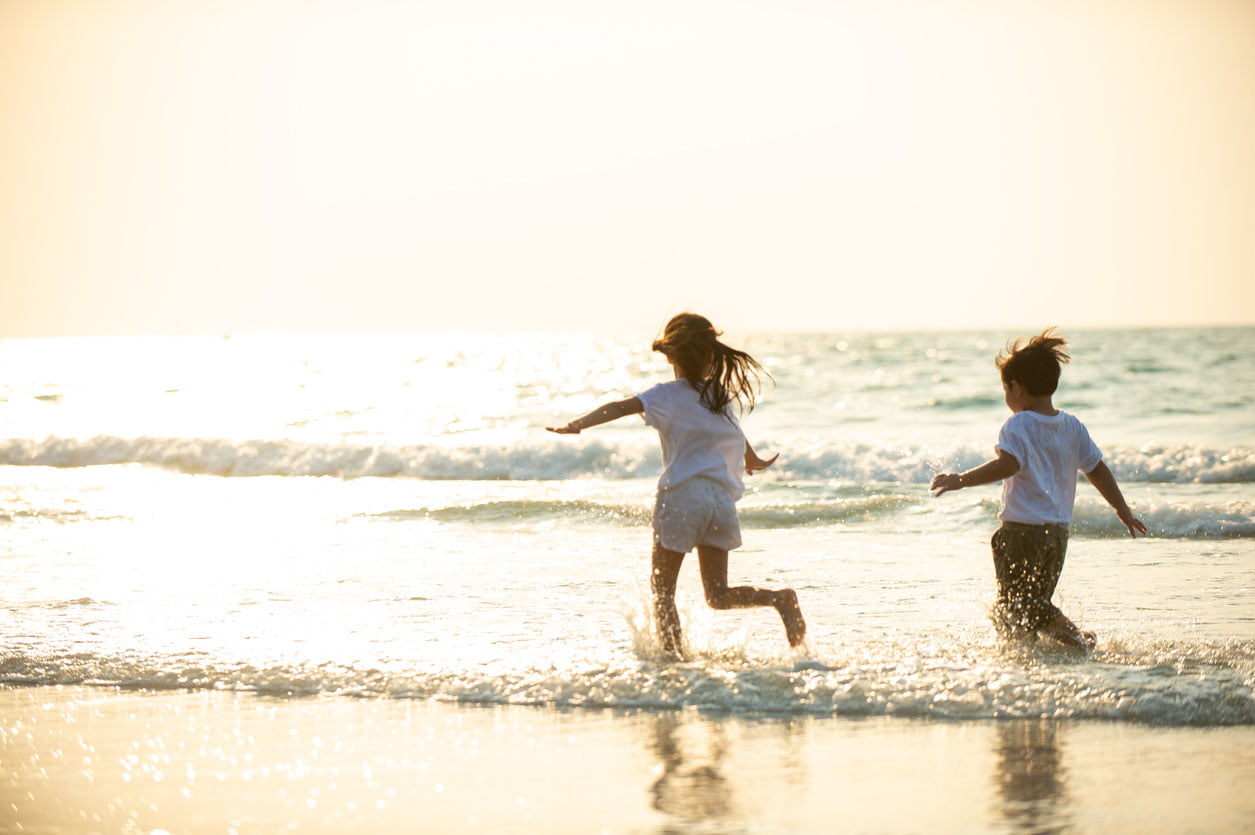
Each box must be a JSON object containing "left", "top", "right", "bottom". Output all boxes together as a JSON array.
[{"left": 548, "top": 313, "right": 806, "bottom": 656}]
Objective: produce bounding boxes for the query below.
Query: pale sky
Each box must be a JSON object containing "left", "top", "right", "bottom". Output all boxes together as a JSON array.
[{"left": 2, "top": 0, "right": 1253, "bottom": 338}]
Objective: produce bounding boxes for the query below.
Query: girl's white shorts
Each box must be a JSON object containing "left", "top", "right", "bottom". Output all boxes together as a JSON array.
[{"left": 652, "top": 476, "right": 742, "bottom": 553}]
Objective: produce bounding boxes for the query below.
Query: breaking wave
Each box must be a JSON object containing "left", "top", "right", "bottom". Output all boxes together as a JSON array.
[{"left": 2, "top": 436, "right": 1253, "bottom": 484}]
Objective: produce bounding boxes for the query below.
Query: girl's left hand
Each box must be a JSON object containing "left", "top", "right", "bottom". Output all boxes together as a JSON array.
[{"left": 745, "top": 449, "right": 779, "bottom": 475}]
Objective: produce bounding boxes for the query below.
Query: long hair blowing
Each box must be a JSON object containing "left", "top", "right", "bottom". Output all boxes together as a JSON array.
[{"left": 651, "top": 313, "right": 771, "bottom": 415}]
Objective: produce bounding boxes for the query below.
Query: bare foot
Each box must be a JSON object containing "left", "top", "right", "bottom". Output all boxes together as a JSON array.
[
  {"left": 1083, "top": 631, "right": 1097, "bottom": 650},
  {"left": 775, "top": 589, "right": 807, "bottom": 647}
]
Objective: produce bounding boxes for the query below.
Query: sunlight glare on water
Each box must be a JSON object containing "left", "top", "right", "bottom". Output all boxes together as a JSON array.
[{"left": 1, "top": 328, "right": 1252, "bottom": 725}]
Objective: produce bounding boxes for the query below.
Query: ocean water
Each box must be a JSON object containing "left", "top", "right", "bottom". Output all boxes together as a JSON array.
[{"left": 2, "top": 327, "right": 1253, "bottom": 726}]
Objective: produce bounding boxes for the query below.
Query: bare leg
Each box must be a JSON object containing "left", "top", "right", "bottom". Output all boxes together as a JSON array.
[
  {"left": 651, "top": 544, "right": 685, "bottom": 657},
  {"left": 697, "top": 546, "right": 807, "bottom": 647},
  {"left": 1039, "top": 610, "right": 1095, "bottom": 652}
]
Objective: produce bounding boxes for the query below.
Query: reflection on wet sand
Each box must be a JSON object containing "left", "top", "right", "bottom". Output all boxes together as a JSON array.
[
  {"left": 647, "top": 712, "right": 738, "bottom": 826},
  {"left": 993, "top": 719, "right": 1072, "bottom": 834}
]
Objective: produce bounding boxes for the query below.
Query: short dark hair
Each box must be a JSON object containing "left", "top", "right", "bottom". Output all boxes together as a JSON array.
[{"left": 996, "top": 328, "right": 1070, "bottom": 396}]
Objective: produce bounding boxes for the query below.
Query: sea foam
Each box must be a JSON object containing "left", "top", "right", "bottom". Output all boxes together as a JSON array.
[
  {"left": 2, "top": 638, "right": 1252, "bottom": 726},
  {"left": 2, "top": 436, "right": 1253, "bottom": 484}
]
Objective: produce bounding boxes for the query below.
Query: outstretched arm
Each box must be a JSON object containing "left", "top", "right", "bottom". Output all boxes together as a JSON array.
[
  {"left": 745, "top": 440, "right": 778, "bottom": 475},
  {"left": 1084, "top": 460, "right": 1147, "bottom": 537},
  {"left": 931, "top": 449, "right": 1020, "bottom": 496},
  {"left": 546, "top": 397, "right": 644, "bottom": 434}
]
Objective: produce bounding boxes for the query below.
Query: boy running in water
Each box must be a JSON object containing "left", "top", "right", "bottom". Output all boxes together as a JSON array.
[{"left": 931, "top": 329, "right": 1146, "bottom": 651}]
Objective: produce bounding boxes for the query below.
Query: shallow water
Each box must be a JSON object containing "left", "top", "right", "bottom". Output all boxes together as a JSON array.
[{"left": 2, "top": 328, "right": 1252, "bottom": 728}]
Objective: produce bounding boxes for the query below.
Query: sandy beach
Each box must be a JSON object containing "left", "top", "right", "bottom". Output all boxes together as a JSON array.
[
  {"left": 3, "top": 685, "right": 1253, "bottom": 833},
  {"left": 4, "top": 0, "right": 1254, "bottom": 827}
]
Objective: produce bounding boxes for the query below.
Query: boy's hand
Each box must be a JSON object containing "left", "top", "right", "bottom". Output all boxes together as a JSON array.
[
  {"left": 1084, "top": 463, "right": 1147, "bottom": 538},
  {"left": 546, "top": 423, "right": 579, "bottom": 435},
  {"left": 930, "top": 473, "right": 962, "bottom": 496},
  {"left": 932, "top": 452, "right": 1015, "bottom": 496},
  {"left": 1118, "top": 507, "right": 1148, "bottom": 538}
]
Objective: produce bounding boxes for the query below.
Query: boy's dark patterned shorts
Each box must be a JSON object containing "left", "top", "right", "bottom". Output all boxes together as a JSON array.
[{"left": 990, "top": 521, "right": 1070, "bottom": 635}]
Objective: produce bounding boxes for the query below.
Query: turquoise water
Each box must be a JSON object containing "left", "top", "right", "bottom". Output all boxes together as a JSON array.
[{"left": 1, "top": 327, "right": 1252, "bottom": 724}]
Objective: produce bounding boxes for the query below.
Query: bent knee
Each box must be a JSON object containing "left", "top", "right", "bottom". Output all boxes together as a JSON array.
[{"left": 704, "top": 591, "right": 733, "bottom": 609}]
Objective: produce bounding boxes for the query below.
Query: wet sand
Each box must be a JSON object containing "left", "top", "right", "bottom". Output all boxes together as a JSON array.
[{"left": 2, "top": 685, "right": 1253, "bottom": 834}]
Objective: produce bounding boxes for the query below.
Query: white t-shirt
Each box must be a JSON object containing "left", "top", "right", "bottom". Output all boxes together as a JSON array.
[
  {"left": 637, "top": 380, "right": 745, "bottom": 499},
  {"left": 995, "top": 410, "right": 1103, "bottom": 525}
]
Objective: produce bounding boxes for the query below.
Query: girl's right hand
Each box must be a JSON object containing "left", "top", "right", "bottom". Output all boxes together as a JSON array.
[{"left": 546, "top": 423, "right": 579, "bottom": 434}]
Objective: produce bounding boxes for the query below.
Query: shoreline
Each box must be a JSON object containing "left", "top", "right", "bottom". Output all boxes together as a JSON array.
[{"left": 4, "top": 685, "right": 1253, "bottom": 833}]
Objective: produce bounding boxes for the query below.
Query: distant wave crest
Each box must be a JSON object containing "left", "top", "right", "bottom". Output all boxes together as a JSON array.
[
  {"left": 364, "top": 495, "right": 915, "bottom": 530},
  {"left": 0, "top": 435, "right": 658, "bottom": 480},
  {"left": 367, "top": 495, "right": 1252, "bottom": 539},
  {"left": 2, "top": 435, "right": 1253, "bottom": 485}
]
